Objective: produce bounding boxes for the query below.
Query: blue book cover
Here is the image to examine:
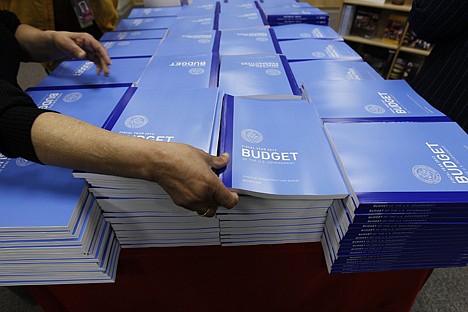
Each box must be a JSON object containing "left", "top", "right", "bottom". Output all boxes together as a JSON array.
[
  {"left": 324, "top": 122, "right": 468, "bottom": 207},
  {"left": 218, "top": 54, "right": 301, "bottom": 99},
  {"left": 110, "top": 88, "right": 222, "bottom": 153},
  {"left": 167, "top": 15, "right": 218, "bottom": 33},
  {"left": 156, "top": 30, "right": 220, "bottom": 56},
  {"left": 136, "top": 53, "right": 219, "bottom": 90},
  {"left": 290, "top": 60, "right": 382, "bottom": 87},
  {"left": 219, "top": 28, "right": 281, "bottom": 55},
  {"left": 279, "top": 39, "right": 362, "bottom": 61},
  {"left": 26, "top": 86, "right": 134, "bottom": 129},
  {"left": 220, "top": 1, "right": 258, "bottom": 14},
  {"left": 102, "top": 39, "right": 162, "bottom": 58},
  {"left": 0, "top": 157, "right": 86, "bottom": 231},
  {"left": 262, "top": 7, "right": 329, "bottom": 20},
  {"left": 178, "top": 2, "right": 220, "bottom": 17},
  {"left": 305, "top": 80, "right": 450, "bottom": 123},
  {"left": 272, "top": 23, "right": 342, "bottom": 41},
  {"left": 257, "top": 1, "right": 313, "bottom": 9},
  {"left": 219, "top": 95, "right": 349, "bottom": 199},
  {"left": 116, "top": 17, "right": 176, "bottom": 31},
  {"left": 218, "top": 10, "right": 268, "bottom": 30},
  {"left": 100, "top": 29, "right": 168, "bottom": 41},
  {"left": 36, "top": 58, "right": 151, "bottom": 88},
  {"left": 128, "top": 7, "right": 182, "bottom": 18}
]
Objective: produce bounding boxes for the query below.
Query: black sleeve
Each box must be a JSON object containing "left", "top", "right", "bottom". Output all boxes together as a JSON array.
[
  {"left": 0, "top": 80, "right": 55, "bottom": 163},
  {"left": 408, "top": 0, "right": 468, "bottom": 44},
  {"left": 0, "top": 10, "right": 21, "bottom": 33}
]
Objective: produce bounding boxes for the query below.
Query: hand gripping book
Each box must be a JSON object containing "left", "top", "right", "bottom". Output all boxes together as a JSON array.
[
  {"left": 304, "top": 80, "right": 450, "bottom": 123},
  {"left": 272, "top": 23, "right": 343, "bottom": 41},
  {"left": 289, "top": 60, "right": 383, "bottom": 89},
  {"left": 116, "top": 17, "right": 177, "bottom": 31},
  {"left": 218, "top": 95, "right": 349, "bottom": 199},
  {"left": 100, "top": 29, "right": 168, "bottom": 41},
  {"left": 278, "top": 39, "right": 362, "bottom": 62},
  {"left": 219, "top": 28, "right": 281, "bottom": 56},
  {"left": 101, "top": 39, "right": 162, "bottom": 59},
  {"left": 156, "top": 30, "right": 220, "bottom": 56},
  {"left": 36, "top": 57, "right": 151, "bottom": 88},
  {"left": 136, "top": 53, "right": 219, "bottom": 90},
  {"left": 218, "top": 54, "right": 301, "bottom": 99}
]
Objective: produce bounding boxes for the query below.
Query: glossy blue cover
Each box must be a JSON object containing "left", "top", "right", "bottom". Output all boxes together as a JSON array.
[
  {"left": 219, "top": 1, "right": 258, "bottom": 14},
  {"left": 306, "top": 80, "right": 449, "bottom": 122},
  {"left": 168, "top": 15, "right": 218, "bottom": 34},
  {"left": 219, "top": 95, "right": 349, "bottom": 199},
  {"left": 178, "top": 2, "right": 219, "bottom": 17},
  {"left": 279, "top": 39, "right": 362, "bottom": 61},
  {"left": 35, "top": 58, "right": 151, "bottom": 88},
  {"left": 218, "top": 54, "right": 301, "bottom": 99},
  {"left": 218, "top": 10, "right": 268, "bottom": 30},
  {"left": 219, "top": 28, "right": 281, "bottom": 55},
  {"left": 156, "top": 31, "right": 220, "bottom": 56},
  {"left": 116, "top": 17, "right": 176, "bottom": 31},
  {"left": 102, "top": 39, "right": 162, "bottom": 58},
  {"left": 110, "top": 88, "right": 222, "bottom": 153},
  {"left": 290, "top": 60, "right": 382, "bottom": 84},
  {"left": 272, "top": 23, "right": 342, "bottom": 41},
  {"left": 136, "top": 53, "right": 219, "bottom": 90},
  {"left": 325, "top": 122, "right": 468, "bottom": 203},
  {"left": 128, "top": 7, "right": 182, "bottom": 18},
  {"left": 100, "top": 29, "right": 168, "bottom": 41},
  {"left": 26, "top": 86, "right": 134, "bottom": 129}
]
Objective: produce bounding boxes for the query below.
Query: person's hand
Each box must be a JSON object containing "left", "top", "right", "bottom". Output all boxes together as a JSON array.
[
  {"left": 150, "top": 143, "right": 239, "bottom": 217},
  {"left": 50, "top": 31, "right": 112, "bottom": 76}
]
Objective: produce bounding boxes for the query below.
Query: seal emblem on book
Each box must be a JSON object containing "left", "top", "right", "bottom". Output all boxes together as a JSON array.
[
  {"left": 241, "top": 129, "right": 263, "bottom": 144},
  {"left": 189, "top": 68, "right": 205, "bottom": 75},
  {"left": 365, "top": 104, "right": 385, "bottom": 114},
  {"left": 125, "top": 115, "right": 149, "bottom": 129},
  {"left": 412, "top": 165, "right": 441, "bottom": 184},
  {"left": 63, "top": 92, "right": 83, "bottom": 103}
]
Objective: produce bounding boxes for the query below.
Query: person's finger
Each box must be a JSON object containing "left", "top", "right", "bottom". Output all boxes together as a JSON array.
[
  {"left": 212, "top": 181, "right": 238, "bottom": 209},
  {"left": 211, "top": 153, "right": 230, "bottom": 169},
  {"left": 196, "top": 207, "right": 217, "bottom": 218}
]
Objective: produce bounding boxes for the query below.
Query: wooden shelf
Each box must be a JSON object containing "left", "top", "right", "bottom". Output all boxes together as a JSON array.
[
  {"left": 344, "top": 35, "right": 398, "bottom": 50},
  {"left": 400, "top": 46, "right": 432, "bottom": 56},
  {"left": 343, "top": 0, "right": 412, "bottom": 12}
]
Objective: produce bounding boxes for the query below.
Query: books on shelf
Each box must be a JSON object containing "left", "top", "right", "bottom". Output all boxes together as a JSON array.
[
  {"left": 136, "top": 53, "right": 219, "bottom": 90},
  {"left": 382, "top": 14, "right": 406, "bottom": 44},
  {"left": 156, "top": 30, "right": 220, "bottom": 56},
  {"left": 337, "top": 4, "right": 356, "bottom": 36},
  {"left": 219, "top": 28, "right": 281, "bottom": 56},
  {"left": 289, "top": 60, "right": 383, "bottom": 86},
  {"left": 303, "top": 80, "right": 450, "bottom": 122},
  {"left": 35, "top": 57, "right": 151, "bottom": 88},
  {"left": 403, "top": 28, "right": 432, "bottom": 51},
  {"left": 272, "top": 23, "right": 343, "bottom": 41},
  {"left": 278, "top": 39, "right": 362, "bottom": 62},
  {"left": 218, "top": 54, "right": 301, "bottom": 99},
  {"left": 219, "top": 95, "right": 349, "bottom": 200},
  {"left": 322, "top": 121, "right": 468, "bottom": 273},
  {"left": 350, "top": 7, "right": 380, "bottom": 39}
]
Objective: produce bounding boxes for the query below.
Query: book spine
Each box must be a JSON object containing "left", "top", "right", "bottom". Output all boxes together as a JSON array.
[
  {"left": 268, "top": 28, "right": 282, "bottom": 54},
  {"left": 218, "top": 95, "right": 235, "bottom": 187},
  {"left": 210, "top": 53, "right": 220, "bottom": 88},
  {"left": 279, "top": 55, "right": 302, "bottom": 96}
]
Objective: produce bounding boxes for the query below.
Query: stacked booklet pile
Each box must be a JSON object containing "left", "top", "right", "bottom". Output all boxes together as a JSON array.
[
  {"left": 322, "top": 121, "right": 468, "bottom": 273},
  {"left": 73, "top": 87, "right": 225, "bottom": 247},
  {"left": 217, "top": 95, "right": 349, "bottom": 245},
  {"left": 258, "top": 0, "right": 329, "bottom": 26}
]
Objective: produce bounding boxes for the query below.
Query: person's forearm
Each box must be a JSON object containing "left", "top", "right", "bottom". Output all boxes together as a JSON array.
[{"left": 14, "top": 24, "right": 57, "bottom": 62}]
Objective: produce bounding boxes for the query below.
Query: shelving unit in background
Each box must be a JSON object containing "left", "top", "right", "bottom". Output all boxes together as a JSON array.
[{"left": 337, "top": 0, "right": 432, "bottom": 80}]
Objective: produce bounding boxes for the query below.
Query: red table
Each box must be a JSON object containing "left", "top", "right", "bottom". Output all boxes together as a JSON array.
[{"left": 28, "top": 243, "right": 432, "bottom": 312}]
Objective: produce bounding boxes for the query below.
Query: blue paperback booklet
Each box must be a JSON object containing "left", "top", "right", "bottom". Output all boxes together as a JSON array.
[
  {"left": 116, "top": 17, "right": 176, "bottom": 31},
  {"left": 36, "top": 57, "right": 151, "bottom": 88},
  {"left": 279, "top": 39, "right": 362, "bottom": 61},
  {"left": 178, "top": 2, "right": 220, "bottom": 17},
  {"left": 128, "top": 7, "right": 182, "bottom": 18},
  {"left": 218, "top": 54, "right": 301, "bottom": 99},
  {"left": 109, "top": 88, "right": 223, "bottom": 153},
  {"left": 272, "top": 23, "right": 342, "bottom": 41},
  {"left": 305, "top": 80, "right": 450, "bottom": 123},
  {"left": 156, "top": 30, "right": 220, "bottom": 56},
  {"left": 324, "top": 121, "right": 468, "bottom": 211},
  {"left": 102, "top": 39, "right": 162, "bottom": 58},
  {"left": 219, "top": 28, "right": 281, "bottom": 56},
  {"left": 263, "top": 7, "right": 329, "bottom": 26},
  {"left": 136, "top": 53, "right": 219, "bottom": 90},
  {"left": 167, "top": 15, "right": 218, "bottom": 34},
  {"left": 290, "top": 60, "right": 383, "bottom": 87},
  {"left": 218, "top": 10, "right": 268, "bottom": 30},
  {"left": 100, "top": 29, "right": 168, "bottom": 41},
  {"left": 219, "top": 95, "right": 349, "bottom": 199},
  {"left": 26, "top": 86, "right": 135, "bottom": 129},
  {"left": 219, "top": 1, "right": 258, "bottom": 14}
]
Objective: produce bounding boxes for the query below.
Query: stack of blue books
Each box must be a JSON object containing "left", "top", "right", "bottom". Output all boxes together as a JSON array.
[
  {"left": 322, "top": 121, "right": 468, "bottom": 273},
  {"left": 168, "top": 15, "right": 218, "bottom": 33},
  {"left": 219, "top": 28, "right": 281, "bottom": 56},
  {"left": 101, "top": 39, "right": 162, "bottom": 59},
  {"left": 303, "top": 80, "right": 450, "bottom": 123},
  {"left": 100, "top": 29, "right": 168, "bottom": 41},
  {"left": 217, "top": 95, "right": 349, "bottom": 245},
  {"left": 156, "top": 30, "right": 220, "bottom": 56},
  {"left": 278, "top": 39, "right": 362, "bottom": 62},
  {"left": 218, "top": 9, "right": 269, "bottom": 30},
  {"left": 128, "top": 6, "right": 182, "bottom": 18},
  {"left": 218, "top": 54, "right": 301, "bottom": 99},
  {"left": 219, "top": 1, "right": 258, "bottom": 14},
  {"left": 259, "top": 5, "right": 329, "bottom": 26},
  {"left": 73, "top": 88, "right": 225, "bottom": 247},
  {"left": 272, "top": 23, "right": 342, "bottom": 41},
  {"left": 116, "top": 17, "right": 177, "bottom": 31}
]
